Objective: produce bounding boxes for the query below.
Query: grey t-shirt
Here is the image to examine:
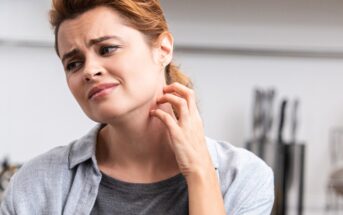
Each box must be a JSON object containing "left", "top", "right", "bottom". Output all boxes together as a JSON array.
[{"left": 90, "top": 172, "right": 188, "bottom": 215}]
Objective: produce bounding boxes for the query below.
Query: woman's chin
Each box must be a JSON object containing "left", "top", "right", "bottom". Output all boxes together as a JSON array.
[
  {"left": 83, "top": 98, "right": 158, "bottom": 124},
  {"left": 88, "top": 110, "right": 126, "bottom": 124},
  {"left": 87, "top": 107, "right": 149, "bottom": 124}
]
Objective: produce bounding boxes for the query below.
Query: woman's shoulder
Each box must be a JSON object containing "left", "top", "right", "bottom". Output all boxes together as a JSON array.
[
  {"left": 16, "top": 142, "right": 74, "bottom": 177},
  {"left": 8, "top": 144, "right": 74, "bottom": 195},
  {"left": 206, "top": 137, "right": 274, "bottom": 212},
  {"left": 0, "top": 142, "right": 79, "bottom": 214},
  {"left": 206, "top": 137, "right": 273, "bottom": 176},
  {"left": 8, "top": 141, "right": 80, "bottom": 194},
  {"left": 14, "top": 124, "right": 102, "bottom": 180},
  {"left": 206, "top": 137, "right": 274, "bottom": 192}
]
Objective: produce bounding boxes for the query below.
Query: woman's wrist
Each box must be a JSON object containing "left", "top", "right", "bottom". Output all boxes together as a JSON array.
[{"left": 185, "top": 165, "right": 226, "bottom": 215}]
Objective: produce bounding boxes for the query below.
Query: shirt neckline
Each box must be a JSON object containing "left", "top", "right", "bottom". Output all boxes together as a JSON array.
[{"left": 100, "top": 171, "right": 186, "bottom": 193}]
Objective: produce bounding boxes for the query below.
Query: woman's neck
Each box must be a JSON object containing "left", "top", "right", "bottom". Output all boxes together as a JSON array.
[{"left": 96, "top": 102, "right": 180, "bottom": 182}]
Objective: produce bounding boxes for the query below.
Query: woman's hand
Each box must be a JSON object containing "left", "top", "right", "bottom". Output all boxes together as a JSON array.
[
  {"left": 150, "top": 82, "right": 226, "bottom": 215},
  {"left": 149, "top": 82, "right": 214, "bottom": 179}
]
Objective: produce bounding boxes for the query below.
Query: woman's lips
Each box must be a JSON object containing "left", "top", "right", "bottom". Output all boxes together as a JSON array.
[{"left": 88, "top": 83, "right": 119, "bottom": 100}]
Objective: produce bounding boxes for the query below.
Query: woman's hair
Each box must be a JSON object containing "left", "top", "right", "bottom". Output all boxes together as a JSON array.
[{"left": 49, "top": 0, "right": 192, "bottom": 87}]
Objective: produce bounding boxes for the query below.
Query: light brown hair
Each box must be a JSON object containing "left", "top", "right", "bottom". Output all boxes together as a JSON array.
[{"left": 49, "top": 0, "right": 192, "bottom": 87}]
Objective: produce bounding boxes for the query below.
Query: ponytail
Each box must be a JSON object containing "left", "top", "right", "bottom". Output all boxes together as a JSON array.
[{"left": 165, "top": 62, "right": 193, "bottom": 88}]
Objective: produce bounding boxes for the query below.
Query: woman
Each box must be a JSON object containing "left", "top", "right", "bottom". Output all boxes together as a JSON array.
[{"left": 1, "top": 0, "right": 274, "bottom": 214}]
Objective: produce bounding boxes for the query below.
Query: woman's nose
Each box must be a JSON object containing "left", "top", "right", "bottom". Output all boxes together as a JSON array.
[
  {"left": 83, "top": 61, "right": 103, "bottom": 82},
  {"left": 84, "top": 70, "right": 102, "bottom": 82}
]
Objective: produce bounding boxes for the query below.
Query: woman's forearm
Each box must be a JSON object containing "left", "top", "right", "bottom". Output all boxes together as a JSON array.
[{"left": 186, "top": 168, "right": 226, "bottom": 215}]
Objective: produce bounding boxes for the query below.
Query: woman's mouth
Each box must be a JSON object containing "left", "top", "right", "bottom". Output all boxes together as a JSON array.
[{"left": 88, "top": 83, "right": 119, "bottom": 100}]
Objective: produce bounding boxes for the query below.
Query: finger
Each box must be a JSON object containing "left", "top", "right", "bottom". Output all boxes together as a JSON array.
[
  {"left": 150, "top": 109, "right": 180, "bottom": 137},
  {"left": 157, "top": 93, "right": 189, "bottom": 123},
  {"left": 163, "top": 83, "right": 197, "bottom": 111}
]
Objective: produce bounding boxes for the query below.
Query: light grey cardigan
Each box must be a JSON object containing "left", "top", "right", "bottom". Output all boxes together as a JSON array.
[{"left": 1, "top": 124, "right": 274, "bottom": 215}]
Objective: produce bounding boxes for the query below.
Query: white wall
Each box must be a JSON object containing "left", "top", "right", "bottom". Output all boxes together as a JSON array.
[
  {"left": 1, "top": 0, "right": 343, "bottom": 212},
  {"left": 162, "top": 0, "right": 343, "bottom": 51}
]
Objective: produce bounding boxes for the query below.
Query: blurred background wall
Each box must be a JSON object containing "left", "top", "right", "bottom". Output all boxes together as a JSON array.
[{"left": 1, "top": 0, "right": 343, "bottom": 214}]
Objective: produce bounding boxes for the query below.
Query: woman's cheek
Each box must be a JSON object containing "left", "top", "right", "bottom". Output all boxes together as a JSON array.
[{"left": 67, "top": 79, "right": 84, "bottom": 104}]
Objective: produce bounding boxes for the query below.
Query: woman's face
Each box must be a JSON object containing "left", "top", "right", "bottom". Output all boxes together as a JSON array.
[{"left": 57, "top": 6, "right": 172, "bottom": 123}]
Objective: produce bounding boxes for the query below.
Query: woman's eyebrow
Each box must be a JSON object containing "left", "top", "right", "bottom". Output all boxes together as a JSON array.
[
  {"left": 61, "top": 35, "right": 123, "bottom": 63},
  {"left": 62, "top": 49, "right": 80, "bottom": 64},
  {"left": 88, "top": 35, "right": 123, "bottom": 47}
]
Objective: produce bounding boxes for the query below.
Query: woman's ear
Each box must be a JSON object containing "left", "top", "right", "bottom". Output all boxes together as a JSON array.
[{"left": 156, "top": 31, "right": 174, "bottom": 67}]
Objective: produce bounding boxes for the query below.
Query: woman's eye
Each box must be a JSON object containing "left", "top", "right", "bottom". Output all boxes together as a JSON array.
[
  {"left": 99, "top": 45, "right": 119, "bottom": 56},
  {"left": 66, "top": 61, "right": 82, "bottom": 72}
]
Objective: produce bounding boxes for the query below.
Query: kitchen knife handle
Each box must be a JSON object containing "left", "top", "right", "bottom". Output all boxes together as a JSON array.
[{"left": 278, "top": 99, "right": 287, "bottom": 144}]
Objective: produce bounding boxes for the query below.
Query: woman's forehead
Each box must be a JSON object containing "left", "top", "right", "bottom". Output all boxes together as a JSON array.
[{"left": 57, "top": 6, "right": 130, "bottom": 54}]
